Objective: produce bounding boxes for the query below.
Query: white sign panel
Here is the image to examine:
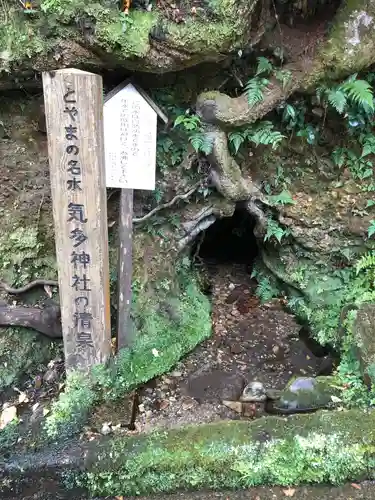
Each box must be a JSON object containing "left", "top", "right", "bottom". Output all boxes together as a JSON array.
[{"left": 104, "top": 83, "right": 157, "bottom": 190}]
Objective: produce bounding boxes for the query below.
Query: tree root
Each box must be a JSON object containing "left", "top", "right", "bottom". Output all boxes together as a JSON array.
[
  {"left": 178, "top": 215, "right": 217, "bottom": 250},
  {"left": 133, "top": 180, "right": 202, "bottom": 224},
  {"left": 196, "top": 65, "right": 305, "bottom": 128},
  {"left": 0, "top": 279, "right": 59, "bottom": 295},
  {"left": 0, "top": 304, "right": 62, "bottom": 338}
]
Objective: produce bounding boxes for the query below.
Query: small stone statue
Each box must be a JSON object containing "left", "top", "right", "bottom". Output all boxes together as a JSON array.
[{"left": 240, "top": 381, "right": 267, "bottom": 402}]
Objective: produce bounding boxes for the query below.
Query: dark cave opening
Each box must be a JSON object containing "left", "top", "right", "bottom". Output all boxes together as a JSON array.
[{"left": 192, "top": 205, "right": 259, "bottom": 266}]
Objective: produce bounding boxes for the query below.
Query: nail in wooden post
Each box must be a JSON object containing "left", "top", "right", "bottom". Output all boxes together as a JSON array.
[{"left": 42, "top": 68, "right": 112, "bottom": 372}]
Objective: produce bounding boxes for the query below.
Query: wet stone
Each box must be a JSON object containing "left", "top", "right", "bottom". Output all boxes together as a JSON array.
[{"left": 184, "top": 369, "right": 246, "bottom": 402}]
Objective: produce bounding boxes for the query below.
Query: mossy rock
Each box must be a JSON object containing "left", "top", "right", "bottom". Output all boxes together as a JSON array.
[
  {"left": 76, "top": 409, "right": 375, "bottom": 496},
  {"left": 274, "top": 376, "right": 341, "bottom": 412},
  {"left": 0, "top": 327, "right": 56, "bottom": 391},
  {"left": 352, "top": 303, "right": 375, "bottom": 384}
]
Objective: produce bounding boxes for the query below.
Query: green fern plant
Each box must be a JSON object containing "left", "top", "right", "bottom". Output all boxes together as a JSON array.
[
  {"left": 189, "top": 132, "right": 213, "bottom": 155},
  {"left": 255, "top": 56, "right": 273, "bottom": 76},
  {"left": 246, "top": 121, "right": 285, "bottom": 149},
  {"left": 228, "top": 131, "right": 246, "bottom": 154},
  {"left": 174, "top": 113, "right": 201, "bottom": 131},
  {"left": 368, "top": 221, "right": 375, "bottom": 239},
  {"left": 267, "top": 189, "right": 295, "bottom": 206},
  {"left": 255, "top": 276, "right": 278, "bottom": 302},
  {"left": 317, "top": 74, "right": 374, "bottom": 115},
  {"left": 355, "top": 251, "right": 375, "bottom": 288},
  {"left": 264, "top": 218, "right": 289, "bottom": 244},
  {"left": 245, "top": 77, "right": 269, "bottom": 107}
]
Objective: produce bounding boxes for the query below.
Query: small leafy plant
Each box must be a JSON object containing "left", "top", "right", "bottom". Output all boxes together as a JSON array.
[
  {"left": 244, "top": 57, "right": 292, "bottom": 108},
  {"left": 228, "top": 121, "right": 285, "bottom": 154},
  {"left": 174, "top": 111, "right": 213, "bottom": 154}
]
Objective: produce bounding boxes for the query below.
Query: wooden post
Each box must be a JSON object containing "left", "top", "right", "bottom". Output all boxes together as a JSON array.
[
  {"left": 42, "top": 68, "right": 111, "bottom": 372},
  {"left": 104, "top": 80, "right": 167, "bottom": 351},
  {"left": 117, "top": 188, "right": 133, "bottom": 350}
]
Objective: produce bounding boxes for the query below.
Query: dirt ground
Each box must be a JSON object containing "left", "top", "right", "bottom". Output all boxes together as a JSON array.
[{"left": 132, "top": 262, "right": 328, "bottom": 433}]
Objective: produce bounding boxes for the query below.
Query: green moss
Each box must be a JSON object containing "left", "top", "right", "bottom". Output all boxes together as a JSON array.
[
  {"left": 306, "top": 0, "right": 375, "bottom": 84},
  {"left": 0, "top": 327, "right": 54, "bottom": 391},
  {"left": 168, "top": 20, "right": 237, "bottom": 53},
  {"left": 0, "top": 225, "right": 56, "bottom": 286},
  {"left": 93, "top": 275, "right": 211, "bottom": 400},
  {"left": 95, "top": 10, "right": 156, "bottom": 58},
  {"left": 44, "top": 371, "right": 96, "bottom": 440},
  {"left": 44, "top": 270, "right": 211, "bottom": 438},
  {"left": 0, "top": 13, "right": 49, "bottom": 69},
  {"left": 77, "top": 410, "right": 375, "bottom": 496},
  {"left": 0, "top": 419, "right": 20, "bottom": 460}
]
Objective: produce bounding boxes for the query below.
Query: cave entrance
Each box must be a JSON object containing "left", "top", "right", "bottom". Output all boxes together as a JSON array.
[{"left": 192, "top": 205, "right": 259, "bottom": 267}]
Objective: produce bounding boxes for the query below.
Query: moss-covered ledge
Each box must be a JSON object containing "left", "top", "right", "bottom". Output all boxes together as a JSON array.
[
  {"left": 0, "top": 0, "right": 258, "bottom": 78},
  {"left": 79, "top": 410, "right": 375, "bottom": 496},
  {"left": 2, "top": 410, "right": 375, "bottom": 497}
]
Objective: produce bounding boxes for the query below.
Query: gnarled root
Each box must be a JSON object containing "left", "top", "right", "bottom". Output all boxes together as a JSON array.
[{"left": 0, "top": 304, "right": 62, "bottom": 339}]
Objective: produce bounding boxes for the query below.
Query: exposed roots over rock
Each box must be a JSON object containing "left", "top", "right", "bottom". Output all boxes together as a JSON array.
[{"left": 196, "top": 66, "right": 305, "bottom": 128}]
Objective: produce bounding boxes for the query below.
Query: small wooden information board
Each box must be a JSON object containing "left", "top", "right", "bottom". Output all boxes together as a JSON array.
[
  {"left": 43, "top": 68, "right": 112, "bottom": 371},
  {"left": 104, "top": 80, "right": 167, "bottom": 350}
]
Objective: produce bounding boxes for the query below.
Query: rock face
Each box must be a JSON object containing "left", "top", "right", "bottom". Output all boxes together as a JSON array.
[
  {"left": 184, "top": 369, "right": 246, "bottom": 402},
  {"left": 353, "top": 303, "right": 375, "bottom": 384}
]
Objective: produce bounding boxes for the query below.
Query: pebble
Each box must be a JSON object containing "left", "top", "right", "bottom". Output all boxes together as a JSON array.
[
  {"left": 272, "top": 345, "right": 280, "bottom": 355},
  {"left": 222, "top": 400, "right": 242, "bottom": 413},
  {"left": 101, "top": 423, "right": 112, "bottom": 435},
  {"left": 228, "top": 283, "right": 236, "bottom": 290},
  {"left": 138, "top": 403, "right": 145, "bottom": 413},
  {"left": 170, "top": 371, "right": 182, "bottom": 377}
]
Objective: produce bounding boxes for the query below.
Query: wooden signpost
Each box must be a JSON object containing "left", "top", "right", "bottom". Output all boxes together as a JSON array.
[
  {"left": 42, "top": 69, "right": 112, "bottom": 372},
  {"left": 104, "top": 81, "right": 167, "bottom": 350}
]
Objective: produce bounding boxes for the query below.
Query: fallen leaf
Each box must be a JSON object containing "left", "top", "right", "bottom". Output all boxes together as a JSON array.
[
  {"left": 115, "top": 496, "right": 124, "bottom": 500},
  {"left": 44, "top": 284, "right": 53, "bottom": 298},
  {"left": 0, "top": 405, "right": 17, "bottom": 429},
  {"left": 283, "top": 488, "right": 296, "bottom": 497},
  {"left": 351, "top": 483, "right": 361, "bottom": 490}
]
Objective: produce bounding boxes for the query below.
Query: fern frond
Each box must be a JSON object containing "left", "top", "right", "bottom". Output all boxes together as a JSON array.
[
  {"left": 245, "top": 77, "right": 268, "bottom": 108},
  {"left": 327, "top": 89, "right": 347, "bottom": 114},
  {"left": 340, "top": 79, "right": 374, "bottom": 110},
  {"left": 189, "top": 133, "right": 213, "bottom": 155},
  {"left": 247, "top": 121, "right": 285, "bottom": 149},
  {"left": 256, "top": 56, "right": 273, "bottom": 76},
  {"left": 264, "top": 218, "right": 288, "bottom": 243},
  {"left": 267, "top": 189, "right": 295, "bottom": 206},
  {"left": 228, "top": 131, "right": 245, "bottom": 154},
  {"left": 355, "top": 251, "right": 375, "bottom": 275},
  {"left": 255, "top": 276, "right": 277, "bottom": 302}
]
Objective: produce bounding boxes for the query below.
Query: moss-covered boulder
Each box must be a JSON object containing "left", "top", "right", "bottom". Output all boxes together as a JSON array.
[
  {"left": 0, "top": 327, "right": 55, "bottom": 390},
  {"left": 73, "top": 409, "right": 375, "bottom": 496}
]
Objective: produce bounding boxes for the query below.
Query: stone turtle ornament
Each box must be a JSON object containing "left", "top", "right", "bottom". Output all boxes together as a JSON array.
[
  {"left": 234, "top": 377, "right": 341, "bottom": 417},
  {"left": 264, "top": 376, "right": 341, "bottom": 415}
]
